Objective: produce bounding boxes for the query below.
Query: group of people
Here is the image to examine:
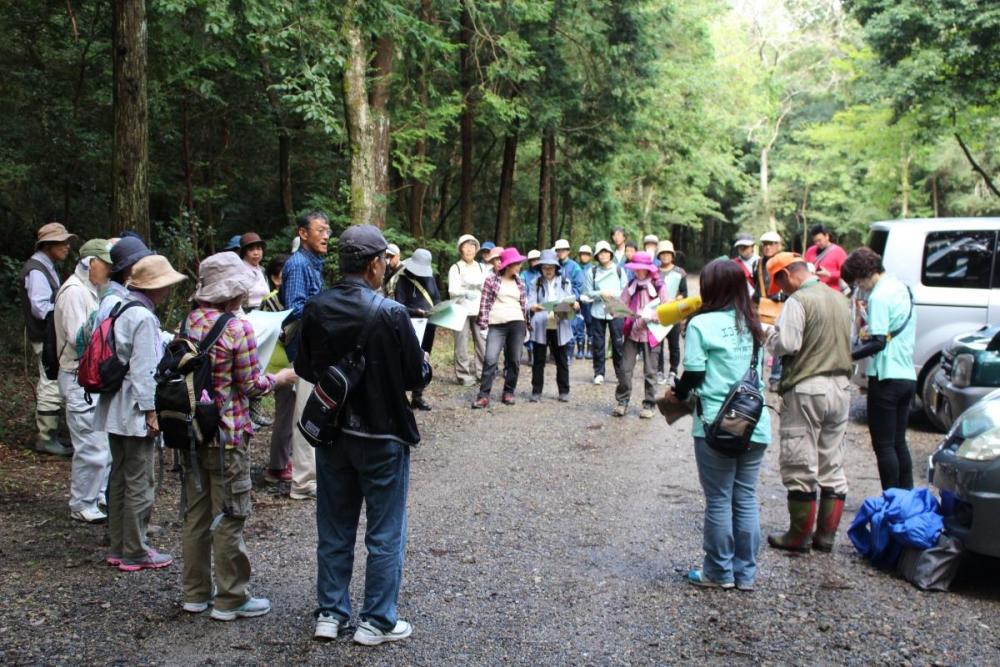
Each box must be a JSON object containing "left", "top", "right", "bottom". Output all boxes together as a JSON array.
[{"left": 17, "top": 213, "right": 918, "bottom": 641}]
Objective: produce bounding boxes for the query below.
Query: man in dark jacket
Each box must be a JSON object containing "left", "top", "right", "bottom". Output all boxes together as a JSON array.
[{"left": 296, "top": 224, "right": 430, "bottom": 647}]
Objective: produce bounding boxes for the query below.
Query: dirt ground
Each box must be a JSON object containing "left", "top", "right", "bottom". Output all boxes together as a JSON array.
[{"left": 1, "top": 344, "right": 999, "bottom": 665}]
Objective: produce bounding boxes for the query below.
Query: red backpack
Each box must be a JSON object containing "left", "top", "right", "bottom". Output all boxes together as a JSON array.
[{"left": 78, "top": 300, "right": 143, "bottom": 400}]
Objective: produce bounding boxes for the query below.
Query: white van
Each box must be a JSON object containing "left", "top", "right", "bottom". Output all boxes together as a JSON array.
[{"left": 866, "top": 218, "right": 1000, "bottom": 428}]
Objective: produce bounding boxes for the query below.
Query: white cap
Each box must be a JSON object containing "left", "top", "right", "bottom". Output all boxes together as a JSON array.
[
  {"left": 759, "top": 231, "right": 782, "bottom": 243},
  {"left": 578, "top": 245, "right": 593, "bottom": 255},
  {"left": 643, "top": 234, "right": 659, "bottom": 245},
  {"left": 526, "top": 249, "right": 541, "bottom": 260},
  {"left": 386, "top": 243, "right": 401, "bottom": 257},
  {"left": 553, "top": 239, "right": 571, "bottom": 251}
]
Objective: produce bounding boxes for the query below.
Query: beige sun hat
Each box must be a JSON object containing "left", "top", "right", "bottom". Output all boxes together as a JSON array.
[
  {"left": 126, "top": 255, "right": 187, "bottom": 291},
  {"left": 656, "top": 240, "right": 675, "bottom": 256},
  {"left": 35, "top": 222, "right": 78, "bottom": 249},
  {"left": 193, "top": 252, "right": 257, "bottom": 303}
]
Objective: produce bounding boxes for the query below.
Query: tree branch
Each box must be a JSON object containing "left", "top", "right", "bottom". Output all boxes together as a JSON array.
[{"left": 955, "top": 133, "right": 1000, "bottom": 198}]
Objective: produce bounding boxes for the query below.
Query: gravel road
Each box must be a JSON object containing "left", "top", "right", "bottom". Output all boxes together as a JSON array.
[{"left": 2, "top": 353, "right": 999, "bottom": 665}]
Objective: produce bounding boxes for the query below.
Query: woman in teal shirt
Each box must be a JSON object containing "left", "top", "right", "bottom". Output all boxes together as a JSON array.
[
  {"left": 666, "top": 259, "right": 771, "bottom": 590},
  {"left": 844, "top": 247, "right": 916, "bottom": 490}
]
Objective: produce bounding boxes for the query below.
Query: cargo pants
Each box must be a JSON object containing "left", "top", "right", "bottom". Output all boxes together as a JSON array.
[{"left": 778, "top": 375, "right": 850, "bottom": 495}]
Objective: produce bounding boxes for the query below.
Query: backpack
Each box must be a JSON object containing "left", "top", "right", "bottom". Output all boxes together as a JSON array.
[
  {"left": 154, "top": 312, "right": 235, "bottom": 451},
  {"left": 77, "top": 300, "right": 143, "bottom": 399},
  {"left": 698, "top": 337, "right": 765, "bottom": 457}
]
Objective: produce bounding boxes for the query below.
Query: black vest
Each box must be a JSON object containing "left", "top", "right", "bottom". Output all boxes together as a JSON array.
[{"left": 19, "top": 258, "right": 59, "bottom": 342}]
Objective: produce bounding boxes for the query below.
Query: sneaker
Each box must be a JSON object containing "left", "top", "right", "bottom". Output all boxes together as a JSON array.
[
  {"left": 105, "top": 552, "right": 123, "bottom": 567},
  {"left": 314, "top": 611, "right": 342, "bottom": 640},
  {"left": 639, "top": 405, "right": 655, "bottom": 419},
  {"left": 290, "top": 486, "right": 317, "bottom": 501},
  {"left": 183, "top": 600, "right": 211, "bottom": 613},
  {"left": 118, "top": 549, "right": 174, "bottom": 572},
  {"left": 593, "top": 374, "right": 604, "bottom": 385},
  {"left": 501, "top": 393, "right": 516, "bottom": 405},
  {"left": 558, "top": 393, "right": 570, "bottom": 403},
  {"left": 472, "top": 397, "right": 490, "bottom": 409},
  {"left": 687, "top": 569, "right": 734, "bottom": 589},
  {"left": 529, "top": 393, "right": 541, "bottom": 403},
  {"left": 211, "top": 596, "right": 271, "bottom": 621},
  {"left": 263, "top": 465, "right": 292, "bottom": 484},
  {"left": 353, "top": 619, "right": 413, "bottom": 646},
  {"left": 71, "top": 506, "right": 108, "bottom": 524},
  {"left": 656, "top": 371, "right": 667, "bottom": 385},
  {"left": 612, "top": 402, "right": 628, "bottom": 418},
  {"left": 736, "top": 581, "right": 755, "bottom": 592}
]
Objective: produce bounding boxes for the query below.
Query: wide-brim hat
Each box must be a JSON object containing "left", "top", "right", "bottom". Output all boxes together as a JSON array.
[
  {"left": 403, "top": 248, "right": 434, "bottom": 278},
  {"left": 240, "top": 232, "right": 266, "bottom": 251},
  {"left": 625, "top": 251, "right": 657, "bottom": 272},
  {"left": 126, "top": 255, "right": 187, "bottom": 291},
  {"left": 656, "top": 240, "right": 675, "bottom": 257},
  {"left": 497, "top": 247, "right": 527, "bottom": 272},
  {"left": 35, "top": 222, "right": 77, "bottom": 249},
  {"left": 766, "top": 252, "right": 805, "bottom": 284},
  {"left": 457, "top": 234, "right": 480, "bottom": 253},
  {"left": 194, "top": 251, "right": 258, "bottom": 303},
  {"left": 110, "top": 236, "right": 154, "bottom": 274},
  {"left": 79, "top": 238, "right": 113, "bottom": 264},
  {"left": 535, "top": 249, "right": 561, "bottom": 269}
]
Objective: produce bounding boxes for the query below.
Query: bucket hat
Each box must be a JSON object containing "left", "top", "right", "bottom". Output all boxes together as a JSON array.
[
  {"left": 625, "top": 251, "right": 657, "bottom": 272},
  {"left": 386, "top": 243, "right": 401, "bottom": 257},
  {"left": 578, "top": 244, "right": 593, "bottom": 256},
  {"left": 126, "top": 255, "right": 187, "bottom": 291},
  {"left": 403, "top": 248, "right": 434, "bottom": 278},
  {"left": 110, "top": 236, "right": 154, "bottom": 274},
  {"left": 35, "top": 222, "right": 77, "bottom": 249},
  {"left": 194, "top": 252, "right": 257, "bottom": 304},
  {"left": 485, "top": 246, "right": 504, "bottom": 263},
  {"left": 79, "top": 239, "right": 113, "bottom": 264},
  {"left": 643, "top": 234, "right": 659, "bottom": 246},
  {"left": 553, "top": 239, "right": 571, "bottom": 251},
  {"left": 457, "top": 234, "right": 480, "bottom": 253},
  {"left": 497, "top": 247, "right": 527, "bottom": 273},
  {"left": 594, "top": 240, "right": 613, "bottom": 257},
  {"left": 656, "top": 240, "right": 675, "bottom": 257},
  {"left": 526, "top": 249, "right": 541, "bottom": 261},
  {"left": 239, "top": 232, "right": 266, "bottom": 251},
  {"left": 535, "top": 249, "right": 561, "bottom": 270}
]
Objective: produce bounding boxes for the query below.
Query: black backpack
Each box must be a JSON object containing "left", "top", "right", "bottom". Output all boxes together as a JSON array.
[
  {"left": 154, "top": 312, "right": 235, "bottom": 451},
  {"left": 699, "top": 338, "right": 765, "bottom": 457}
]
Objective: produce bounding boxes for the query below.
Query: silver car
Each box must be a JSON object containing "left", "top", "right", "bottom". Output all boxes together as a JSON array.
[{"left": 865, "top": 218, "right": 1000, "bottom": 429}]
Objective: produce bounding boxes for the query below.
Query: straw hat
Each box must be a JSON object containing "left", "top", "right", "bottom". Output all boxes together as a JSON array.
[
  {"left": 126, "top": 255, "right": 187, "bottom": 291},
  {"left": 35, "top": 222, "right": 77, "bottom": 249},
  {"left": 194, "top": 252, "right": 257, "bottom": 303}
]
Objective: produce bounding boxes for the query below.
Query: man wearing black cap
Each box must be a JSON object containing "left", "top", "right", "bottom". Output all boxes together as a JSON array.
[{"left": 297, "top": 224, "right": 430, "bottom": 646}]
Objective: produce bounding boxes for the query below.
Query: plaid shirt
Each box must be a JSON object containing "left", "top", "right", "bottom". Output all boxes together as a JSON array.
[
  {"left": 279, "top": 248, "right": 325, "bottom": 319},
  {"left": 477, "top": 272, "right": 529, "bottom": 330},
  {"left": 186, "top": 306, "right": 276, "bottom": 448}
]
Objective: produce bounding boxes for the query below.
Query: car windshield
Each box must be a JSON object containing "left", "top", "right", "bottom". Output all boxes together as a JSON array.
[{"left": 952, "top": 389, "right": 1000, "bottom": 440}]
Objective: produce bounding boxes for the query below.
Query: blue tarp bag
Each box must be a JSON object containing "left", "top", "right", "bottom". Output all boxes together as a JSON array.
[{"left": 848, "top": 488, "right": 944, "bottom": 569}]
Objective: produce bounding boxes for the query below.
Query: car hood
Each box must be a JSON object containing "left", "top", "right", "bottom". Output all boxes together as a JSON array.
[{"left": 946, "top": 325, "right": 1000, "bottom": 355}]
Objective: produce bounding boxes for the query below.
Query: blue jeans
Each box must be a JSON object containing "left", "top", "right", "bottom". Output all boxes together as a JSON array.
[
  {"left": 693, "top": 437, "right": 766, "bottom": 586},
  {"left": 316, "top": 432, "right": 410, "bottom": 631}
]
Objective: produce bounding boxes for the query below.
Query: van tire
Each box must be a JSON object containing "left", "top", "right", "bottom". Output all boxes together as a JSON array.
[{"left": 920, "top": 360, "right": 947, "bottom": 432}]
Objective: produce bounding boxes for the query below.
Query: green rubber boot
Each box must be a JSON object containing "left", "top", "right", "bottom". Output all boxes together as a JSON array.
[
  {"left": 767, "top": 490, "right": 817, "bottom": 553},
  {"left": 812, "top": 488, "right": 846, "bottom": 553}
]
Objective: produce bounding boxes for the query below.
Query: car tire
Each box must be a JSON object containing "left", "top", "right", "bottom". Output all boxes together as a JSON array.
[{"left": 921, "top": 360, "right": 948, "bottom": 432}]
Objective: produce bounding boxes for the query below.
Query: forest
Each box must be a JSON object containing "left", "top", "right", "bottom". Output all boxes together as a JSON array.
[{"left": 1, "top": 0, "right": 998, "bottom": 286}]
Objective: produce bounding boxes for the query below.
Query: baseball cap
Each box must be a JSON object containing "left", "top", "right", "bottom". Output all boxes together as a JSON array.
[
  {"left": 760, "top": 231, "right": 782, "bottom": 243},
  {"left": 733, "top": 233, "right": 754, "bottom": 247},
  {"left": 79, "top": 238, "right": 113, "bottom": 264},
  {"left": 338, "top": 224, "right": 388, "bottom": 259},
  {"left": 766, "top": 252, "right": 805, "bottom": 284}
]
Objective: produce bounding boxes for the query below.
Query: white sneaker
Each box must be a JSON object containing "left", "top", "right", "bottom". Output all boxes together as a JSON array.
[
  {"left": 593, "top": 375, "right": 604, "bottom": 385},
  {"left": 70, "top": 506, "right": 107, "bottom": 524},
  {"left": 289, "top": 486, "right": 317, "bottom": 501},
  {"left": 314, "top": 611, "right": 342, "bottom": 640},
  {"left": 353, "top": 619, "right": 413, "bottom": 646},
  {"left": 210, "top": 596, "right": 271, "bottom": 621},
  {"left": 183, "top": 601, "right": 210, "bottom": 613}
]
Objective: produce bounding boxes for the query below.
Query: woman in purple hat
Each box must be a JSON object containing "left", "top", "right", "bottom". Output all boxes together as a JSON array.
[
  {"left": 473, "top": 248, "right": 529, "bottom": 408},
  {"left": 614, "top": 251, "right": 669, "bottom": 419}
]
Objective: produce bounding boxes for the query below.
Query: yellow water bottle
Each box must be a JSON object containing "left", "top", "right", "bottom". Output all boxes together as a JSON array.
[{"left": 656, "top": 295, "right": 703, "bottom": 326}]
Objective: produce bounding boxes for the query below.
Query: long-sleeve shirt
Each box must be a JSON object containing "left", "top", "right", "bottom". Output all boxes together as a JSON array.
[
  {"left": 394, "top": 270, "right": 441, "bottom": 317},
  {"left": 244, "top": 261, "right": 270, "bottom": 309},
  {"left": 448, "top": 259, "right": 487, "bottom": 318},
  {"left": 53, "top": 260, "right": 100, "bottom": 372},
  {"left": 477, "top": 273, "right": 528, "bottom": 330},
  {"left": 185, "top": 306, "right": 276, "bottom": 448},
  {"left": 805, "top": 243, "right": 847, "bottom": 291},
  {"left": 94, "top": 291, "right": 164, "bottom": 438},
  {"left": 526, "top": 275, "right": 575, "bottom": 346},
  {"left": 558, "top": 258, "right": 584, "bottom": 297},
  {"left": 279, "top": 248, "right": 325, "bottom": 319},
  {"left": 621, "top": 278, "right": 669, "bottom": 346},
  {"left": 583, "top": 263, "right": 629, "bottom": 320},
  {"left": 24, "top": 251, "right": 60, "bottom": 320},
  {"left": 766, "top": 294, "right": 806, "bottom": 359}
]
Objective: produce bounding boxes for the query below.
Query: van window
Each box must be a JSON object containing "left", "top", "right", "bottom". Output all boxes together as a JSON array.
[
  {"left": 869, "top": 229, "right": 888, "bottom": 257},
  {"left": 921, "top": 230, "right": 996, "bottom": 289}
]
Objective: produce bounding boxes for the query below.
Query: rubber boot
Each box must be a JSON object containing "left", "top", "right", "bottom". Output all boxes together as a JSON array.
[
  {"left": 584, "top": 339, "right": 593, "bottom": 359},
  {"left": 812, "top": 488, "right": 846, "bottom": 553},
  {"left": 35, "top": 413, "right": 72, "bottom": 457},
  {"left": 575, "top": 342, "right": 584, "bottom": 360},
  {"left": 767, "top": 490, "right": 817, "bottom": 553}
]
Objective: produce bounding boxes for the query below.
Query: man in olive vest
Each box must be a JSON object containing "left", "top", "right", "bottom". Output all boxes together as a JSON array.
[
  {"left": 19, "top": 222, "right": 77, "bottom": 456},
  {"left": 764, "top": 252, "right": 852, "bottom": 554}
]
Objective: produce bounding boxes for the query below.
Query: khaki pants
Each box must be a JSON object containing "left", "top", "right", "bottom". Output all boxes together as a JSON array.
[
  {"left": 182, "top": 444, "right": 253, "bottom": 611},
  {"left": 31, "top": 341, "right": 62, "bottom": 438},
  {"left": 108, "top": 434, "right": 156, "bottom": 559},
  {"left": 453, "top": 314, "right": 486, "bottom": 383},
  {"left": 290, "top": 378, "right": 316, "bottom": 496},
  {"left": 615, "top": 338, "right": 657, "bottom": 406},
  {"left": 778, "top": 375, "right": 850, "bottom": 495}
]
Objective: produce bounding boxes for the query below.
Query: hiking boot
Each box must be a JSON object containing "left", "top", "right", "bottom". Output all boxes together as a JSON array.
[
  {"left": 118, "top": 549, "right": 174, "bottom": 572},
  {"left": 70, "top": 506, "right": 107, "bottom": 524},
  {"left": 263, "top": 464, "right": 292, "bottom": 484},
  {"left": 593, "top": 374, "right": 604, "bottom": 385},
  {"left": 501, "top": 393, "right": 516, "bottom": 405},
  {"left": 250, "top": 399, "right": 272, "bottom": 428},
  {"left": 211, "top": 596, "right": 271, "bottom": 622},
  {"left": 314, "top": 611, "right": 343, "bottom": 640},
  {"left": 35, "top": 437, "right": 73, "bottom": 457},
  {"left": 612, "top": 402, "right": 628, "bottom": 417},
  {"left": 353, "top": 619, "right": 413, "bottom": 646},
  {"left": 768, "top": 490, "right": 818, "bottom": 553},
  {"left": 472, "top": 397, "right": 490, "bottom": 409},
  {"left": 812, "top": 488, "right": 847, "bottom": 553},
  {"left": 639, "top": 403, "right": 655, "bottom": 419},
  {"left": 558, "top": 393, "right": 570, "bottom": 403},
  {"left": 410, "top": 396, "right": 432, "bottom": 411},
  {"left": 687, "top": 569, "right": 734, "bottom": 589},
  {"left": 290, "top": 486, "right": 317, "bottom": 501},
  {"left": 529, "top": 393, "right": 542, "bottom": 403}
]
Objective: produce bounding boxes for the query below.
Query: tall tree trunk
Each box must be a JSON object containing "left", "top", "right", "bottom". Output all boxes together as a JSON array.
[
  {"left": 458, "top": 0, "right": 475, "bottom": 235},
  {"left": 408, "top": 0, "right": 433, "bottom": 239},
  {"left": 342, "top": 12, "right": 375, "bottom": 227},
  {"left": 259, "top": 58, "right": 294, "bottom": 224},
  {"left": 641, "top": 183, "right": 656, "bottom": 232},
  {"left": 536, "top": 129, "right": 554, "bottom": 250},
  {"left": 494, "top": 129, "right": 518, "bottom": 246},
  {"left": 369, "top": 34, "right": 393, "bottom": 229},
  {"left": 549, "top": 141, "right": 559, "bottom": 246},
  {"left": 112, "top": 0, "right": 149, "bottom": 240},
  {"left": 900, "top": 152, "right": 912, "bottom": 218}
]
